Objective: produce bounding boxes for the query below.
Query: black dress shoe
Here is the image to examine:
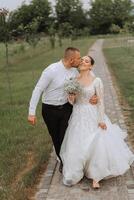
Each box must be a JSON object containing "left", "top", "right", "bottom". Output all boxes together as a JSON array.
[{"left": 59, "top": 163, "right": 63, "bottom": 173}]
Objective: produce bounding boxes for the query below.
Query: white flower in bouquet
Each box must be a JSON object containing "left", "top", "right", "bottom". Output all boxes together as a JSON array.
[{"left": 64, "top": 78, "right": 82, "bottom": 95}]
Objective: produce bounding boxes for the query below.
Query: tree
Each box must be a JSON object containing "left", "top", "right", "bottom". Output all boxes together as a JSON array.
[
  {"left": 30, "top": 0, "right": 52, "bottom": 32},
  {"left": 48, "top": 23, "right": 56, "bottom": 49},
  {"left": 89, "top": 0, "right": 133, "bottom": 34},
  {"left": 8, "top": 4, "right": 34, "bottom": 35},
  {"left": 8, "top": 0, "right": 52, "bottom": 37},
  {"left": 89, "top": 0, "right": 113, "bottom": 34},
  {"left": 0, "top": 8, "right": 13, "bottom": 104},
  {"left": 55, "top": 0, "right": 88, "bottom": 37},
  {"left": 59, "top": 22, "right": 73, "bottom": 37},
  {"left": 25, "top": 18, "right": 40, "bottom": 48},
  {"left": 109, "top": 24, "right": 121, "bottom": 34},
  {"left": 0, "top": 8, "right": 10, "bottom": 65},
  {"left": 112, "top": 0, "right": 132, "bottom": 27}
]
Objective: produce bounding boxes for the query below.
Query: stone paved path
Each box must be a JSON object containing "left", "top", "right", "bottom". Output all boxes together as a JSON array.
[{"left": 34, "top": 39, "right": 134, "bottom": 200}]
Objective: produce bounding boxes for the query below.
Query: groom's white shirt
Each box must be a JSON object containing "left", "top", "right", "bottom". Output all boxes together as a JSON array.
[{"left": 29, "top": 60, "right": 79, "bottom": 115}]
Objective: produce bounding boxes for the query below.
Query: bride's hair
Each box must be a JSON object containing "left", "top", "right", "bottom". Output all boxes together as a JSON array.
[{"left": 88, "top": 56, "right": 95, "bottom": 66}]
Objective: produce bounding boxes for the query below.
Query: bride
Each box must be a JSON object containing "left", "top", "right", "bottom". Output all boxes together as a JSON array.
[{"left": 60, "top": 55, "right": 134, "bottom": 189}]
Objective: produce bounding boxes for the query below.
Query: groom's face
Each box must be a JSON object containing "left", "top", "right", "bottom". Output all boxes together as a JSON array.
[{"left": 71, "top": 51, "right": 81, "bottom": 68}]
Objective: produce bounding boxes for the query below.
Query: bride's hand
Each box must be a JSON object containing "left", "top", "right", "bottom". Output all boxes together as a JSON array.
[
  {"left": 67, "top": 94, "right": 76, "bottom": 105},
  {"left": 98, "top": 122, "right": 107, "bottom": 130}
]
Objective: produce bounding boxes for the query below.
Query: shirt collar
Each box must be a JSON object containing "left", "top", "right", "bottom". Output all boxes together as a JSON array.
[{"left": 60, "top": 59, "right": 72, "bottom": 71}]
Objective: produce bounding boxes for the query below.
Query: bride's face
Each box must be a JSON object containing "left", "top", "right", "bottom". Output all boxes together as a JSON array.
[{"left": 79, "top": 56, "right": 93, "bottom": 71}]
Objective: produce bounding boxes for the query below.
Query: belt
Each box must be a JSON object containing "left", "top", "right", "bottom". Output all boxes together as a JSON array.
[{"left": 42, "top": 102, "right": 69, "bottom": 109}]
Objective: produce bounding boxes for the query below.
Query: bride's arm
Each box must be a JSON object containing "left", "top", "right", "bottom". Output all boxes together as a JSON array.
[{"left": 95, "top": 78, "right": 107, "bottom": 130}]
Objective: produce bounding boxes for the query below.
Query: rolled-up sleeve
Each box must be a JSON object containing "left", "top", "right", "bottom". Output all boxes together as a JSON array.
[{"left": 29, "top": 69, "right": 52, "bottom": 115}]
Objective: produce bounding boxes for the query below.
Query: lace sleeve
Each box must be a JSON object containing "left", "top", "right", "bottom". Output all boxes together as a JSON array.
[{"left": 94, "top": 78, "right": 105, "bottom": 123}]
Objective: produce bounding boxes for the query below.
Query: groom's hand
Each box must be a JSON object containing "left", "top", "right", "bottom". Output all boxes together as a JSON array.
[
  {"left": 89, "top": 95, "right": 98, "bottom": 105},
  {"left": 28, "top": 115, "right": 36, "bottom": 125},
  {"left": 98, "top": 122, "right": 107, "bottom": 130}
]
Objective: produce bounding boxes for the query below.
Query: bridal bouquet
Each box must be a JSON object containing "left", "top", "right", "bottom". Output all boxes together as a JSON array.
[{"left": 64, "top": 78, "right": 82, "bottom": 95}]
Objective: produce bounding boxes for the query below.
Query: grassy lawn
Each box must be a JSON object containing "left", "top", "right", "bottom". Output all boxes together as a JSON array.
[
  {"left": 103, "top": 37, "right": 134, "bottom": 146},
  {"left": 0, "top": 37, "right": 95, "bottom": 199}
]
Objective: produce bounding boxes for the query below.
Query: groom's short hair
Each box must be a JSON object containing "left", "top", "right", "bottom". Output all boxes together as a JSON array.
[{"left": 64, "top": 47, "right": 80, "bottom": 59}]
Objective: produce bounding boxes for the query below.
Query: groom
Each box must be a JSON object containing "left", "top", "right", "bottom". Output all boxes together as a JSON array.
[{"left": 28, "top": 47, "right": 98, "bottom": 172}]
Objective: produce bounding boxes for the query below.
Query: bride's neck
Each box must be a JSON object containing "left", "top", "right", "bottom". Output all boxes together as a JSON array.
[{"left": 79, "top": 70, "right": 91, "bottom": 78}]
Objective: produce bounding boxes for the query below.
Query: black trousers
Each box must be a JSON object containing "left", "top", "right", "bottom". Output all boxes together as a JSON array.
[{"left": 42, "top": 102, "right": 73, "bottom": 161}]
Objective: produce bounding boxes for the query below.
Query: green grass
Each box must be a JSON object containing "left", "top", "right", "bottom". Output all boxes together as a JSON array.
[
  {"left": 103, "top": 37, "right": 134, "bottom": 132},
  {"left": 0, "top": 37, "right": 95, "bottom": 199}
]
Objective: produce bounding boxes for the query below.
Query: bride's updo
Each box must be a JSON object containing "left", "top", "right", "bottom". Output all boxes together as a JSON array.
[{"left": 88, "top": 56, "right": 95, "bottom": 66}]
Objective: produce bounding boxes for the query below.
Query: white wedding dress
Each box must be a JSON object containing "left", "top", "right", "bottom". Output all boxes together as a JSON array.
[{"left": 60, "top": 77, "right": 134, "bottom": 185}]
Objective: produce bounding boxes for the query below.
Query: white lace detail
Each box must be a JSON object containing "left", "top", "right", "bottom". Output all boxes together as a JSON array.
[{"left": 76, "top": 77, "right": 105, "bottom": 123}]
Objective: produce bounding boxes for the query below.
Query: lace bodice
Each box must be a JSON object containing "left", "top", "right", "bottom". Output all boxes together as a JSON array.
[{"left": 76, "top": 77, "right": 105, "bottom": 123}]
